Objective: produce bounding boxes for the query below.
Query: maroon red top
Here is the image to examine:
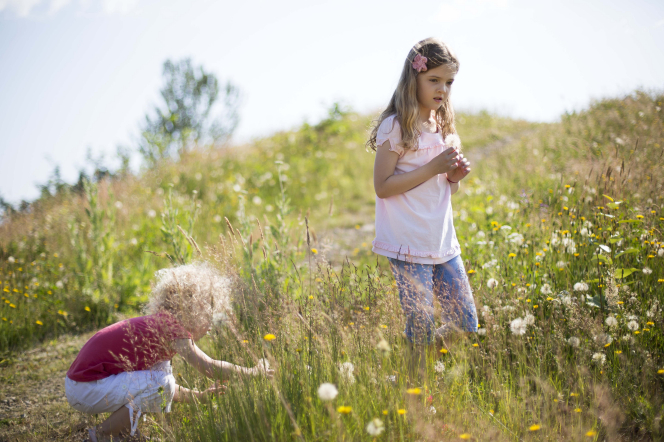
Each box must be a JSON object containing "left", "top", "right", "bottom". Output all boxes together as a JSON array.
[{"left": 67, "top": 312, "right": 192, "bottom": 382}]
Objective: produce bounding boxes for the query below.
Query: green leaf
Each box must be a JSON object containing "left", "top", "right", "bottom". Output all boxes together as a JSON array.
[
  {"left": 614, "top": 268, "right": 638, "bottom": 279},
  {"left": 591, "top": 254, "right": 613, "bottom": 265},
  {"left": 585, "top": 279, "right": 600, "bottom": 283},
  {"left": 615, "top": 248, "right": 639, "bottom": 258},
  {"left": 606, "top": 202, "right": 622, "bottom": 209},
  {"left": 608, "top": 237, "right": 622, "bottom": 244},
  {"left": 618, "top": 219, "right": 642, "bottom": 224}
]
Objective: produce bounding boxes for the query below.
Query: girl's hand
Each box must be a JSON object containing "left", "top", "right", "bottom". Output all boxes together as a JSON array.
[
  {"left": 200, "top": 381, "right": 227, "bottom": 398},
  {"left": 250, "top": 360, "right": 276, "bottom": 379},
  {"left": 428, "top": 147, "right": 460, "bottom": 176},
  {"left": 446, "top": 154, "right": 471, "bottom": 183}
]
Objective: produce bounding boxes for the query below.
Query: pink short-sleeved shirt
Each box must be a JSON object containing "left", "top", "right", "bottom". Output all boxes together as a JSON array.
[
  {"left": 372, "top": 115, "right": 461, "bottom": 264},
  {"left": 66, "top": 312, "right": 192, "bottom": 382}
]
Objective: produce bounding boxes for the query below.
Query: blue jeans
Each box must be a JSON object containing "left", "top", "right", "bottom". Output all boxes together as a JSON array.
[{"left": 389, "top": 255, "right": 478, "bottom": 344}]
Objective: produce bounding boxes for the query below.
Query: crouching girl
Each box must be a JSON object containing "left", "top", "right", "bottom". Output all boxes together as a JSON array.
[{"left": 65, "top": 262, "right": 274, "bottom": 441}]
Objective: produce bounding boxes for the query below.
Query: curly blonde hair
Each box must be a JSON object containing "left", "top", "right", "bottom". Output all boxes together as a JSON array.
[
  {"left": 367, "top": 37, "right": 460, "bottom": 153},
  {"left": 144, "top": 261, "right": 232, "bottom": 334}
]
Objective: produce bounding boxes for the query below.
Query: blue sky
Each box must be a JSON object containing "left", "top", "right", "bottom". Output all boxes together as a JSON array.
[{"left": 1, "top": 0, "right": 663, "bottom": 204}]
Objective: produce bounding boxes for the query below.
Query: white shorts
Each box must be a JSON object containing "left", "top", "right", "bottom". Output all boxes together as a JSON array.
[{"left": 65, "top": 361, "right": 175, "bottom": 435}]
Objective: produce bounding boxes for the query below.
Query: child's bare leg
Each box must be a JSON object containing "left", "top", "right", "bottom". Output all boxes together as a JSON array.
[{"left": 93, "top": 406, "right": 131, "bottom": 441}]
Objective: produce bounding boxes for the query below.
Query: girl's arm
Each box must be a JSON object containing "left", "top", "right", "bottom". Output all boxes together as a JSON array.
[
  {"left": 172, "top": 338, "right": 274, "bottom": 381},
  {"left": 450, "top": 181, "right": 460, "bottom": 195},
  {"left": 374, "top": 140, "right": 459, "bottom": 199}
]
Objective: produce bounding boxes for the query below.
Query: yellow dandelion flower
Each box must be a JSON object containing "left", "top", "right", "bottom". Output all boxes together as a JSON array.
[
  {"left": 574, "top": 253, "right": 579, "bottom": 257},
  {"left": 9, "top": 304, "right": 16, "bottom": 308},
  {"left": 440, "top": 348, "right": 448, "bottom": 354},
  {"left": 364, "top": 306, "right": 370, "bottom": 311},
  {"left": 467, "top": 269, "right": 476, "bottom": 274},
  {"left": 618, "top": 301, "right": 624, "bottom": 304},
  {"left": 533, "top": 305, "right": 539, "bottom": 309},
  {"left": 508, "top": 253, "right": 516, "bottom": 257},
  {"left": 529, "top": 424, "right": 541, "bottom": 431},
  {"left": 512, "top": 283, "right": 517, "bottom": 287},
  {"left": 615, "top": 350, "right": 622, "bottom": 354},
  {"left": 397, "top": 409, "right": 406, "bottom": 415},
  {"left": 263, "top": 334, "right": 276, "bottom": 341},
  {"left": 570, "top": 393, "right": 579, "bottom": 397},
  {"left": 526, "top": 223, "right": 531, "bottom": 227},
  {"left": 355, "top": 224, "right": 360, "bottom": 229},
  {"left": 574, "top": 408, "right": 582, "bottom": 413},
  {"left": 636, "top": 215, "right": 644, "bottom": 219},
  {"left": 84, "top": 306, "right": 91, "bottom": 312},
  {"left": 546, "top": 297, "right": 553, "bottom": 301},
  {"left": 380, "top": 324, "right": 387, "bottom": 329},
  {"left": 644, "top": 328, "right": 650, "bottom": 332},
  {"left": 657, "top": 369, "right": 664, "bottom": 374},
  {"left": 526, "top": 298, "right": 531, "bottom": 302},
  {"left": 242, "top": 340, "right": 248, "bottom": 343},
  {"left": 646, "top": 322, "right": 654, "bottom": 326},
  {"left": 586, "top": 430, "right": 597, "bottom": 437},
  {"left": 472, "top": 343, "right": 479, "bottom": 347},
  {"left": 310, "top": 248, "right": 318, "bottom": 254},
  {"left": 406, "top": 388, "right": 422, "bottom": 395},
  {"left": 337, "top": 406, "right": 352, "bottom": 414},
  {"left": 459, "top": 434, "right": 471, "bottom": 440},
  {"left": 634, "top": 331, "right": 640, "bottom": 334},
  {"left": 382, "top": 410, "right": 388, "bottom": 415}
]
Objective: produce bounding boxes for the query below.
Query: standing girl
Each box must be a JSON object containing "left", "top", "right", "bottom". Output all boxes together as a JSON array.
[{"left": 369, "top": 38, "right": 478, "bottom": 347}]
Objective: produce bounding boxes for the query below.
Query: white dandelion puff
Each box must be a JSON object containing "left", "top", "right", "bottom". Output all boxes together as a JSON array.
[
  {"left": 444, "top": 134, "right": 461, "bottom": 149},
  {"left": 524, "top": 314, "right": 535, "bottom": 326},
  {"left": 592, "top": 353, "right": 606, "bottom": 365},
  {"left": 339, "top": 362, "right": 355, "bottom": 384},
  {"left": 317, "top": 383, "right": 338, "bottom": 401},
  {"left": 434, "top": 361, "right": 445, "bottom": 373},
  {"left": 540, "top": 284, "right": 552, "bottom": 295},
  {"left": 478, "top": 328, "right": 487, "bottom": 336},
  {"left": 574, "top": 282, "right": 589, "bottom": 292},
  {"left": 8, "top": 256, "right": 15, "bottom": 264},
  {"left": 605, "top": 316, "right": 618, "bottom": 327},
  {"left": 510, "top": 318, "right": 527, "bottom": 336},
  {"left": 643, "top": 267, "right": 652, "bottom": 275},
  {"left": 627, "top": 320, "right": 639, "bottom": 331},
  {"left": 366, "top": 418, "right": 385, "bottom": 436},
  {"left": 487, "top": 278, "right": 498, "bottom": 289},
  {"left": 568, "top": 336, "right": 580, "bottom": 347}
]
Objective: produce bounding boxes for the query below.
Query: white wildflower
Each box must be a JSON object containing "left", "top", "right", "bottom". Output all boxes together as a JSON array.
[
  {"left": 114, "top": 201, "right": 123, "bottom": 209},
  {"left": 524, "top": 314, "right": 535, "bottom": 326},
  {"left": 213, "top": 215, "right": 222, "bottom": 223},
  {"left": 568, "top": 337, "right": 580, "bottom": 347},
  {"left": 7, "top": 256, "right": 15, "bottom": 264},
  {"left": 580, "top": 228, "right": 589, "bottom": 237},
  {"left": 556, "top": 261, "right": 566, "bottom": 268},
  {"left": 605, "top": 316, "right": 618, "bottom": 327},
  {"left": 478, "top": 328, "right": 487, "bottom": 336},
  {"left": 510, "top": 318, "right": 527, "bottom": 336},
  {"left": 482, "top": 259, "right": 498, "bottom": 269},
  {"left": 366, "top": 418, "right": 385, "bottom": 436},
  {"left": 540, "top": 284, "right": 552, "bottom": 295},
  {"left": 130, "top": 238, "right": 138, "bottom": 246},
  {"left": 339, "top": 362, "right": 355, "bottom": 384},
  {"left": 434, "top": 360, "right": 446, "bottom": 373},
  {"left": 486, "top": 206, "right": 494, "bottom": 215},
  {"left": 476, "top": 231, "right": 486, "bottom": 238},
  {"left": 147, "top": 209, "right": 156, "bottom": 218},
  {"left": 508, "top": 232, "right": 524, "bottom": 246},
  {"left": 252, "top": 196, "right": 262, "bottom": 205},
  {"left": 592, "top": 352, "right": 606, "bottom": 365},
  {"left": 317, "top": 383, "right": 338, "bottom": 401},
  {"left": 428, "top": 406, "right": 437, "bottom": 415},
  {"left": 376, "top": 338, "right": 391, "bottom": 355},
  {"left": 500, "top": 225, "right": 512, "bottom": 233},
  {"left": 657, "top": 248, "right": 664, "bottom": 257},
  {"left": 574, "top": 282, "right": 589, "bottom": 292},
  {"left": 643, "top": 267, "right": 652, "bottom": 275},
  {"left": 55, "top": 280, "right": 64, "bottom": 289},
  {"left": 627, "top": 320, "right": 639, "bottom": 331}
]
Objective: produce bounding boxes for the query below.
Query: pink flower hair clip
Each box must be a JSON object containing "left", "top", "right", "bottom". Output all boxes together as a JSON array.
[{"left": 412, "top": 54, "right": 428, "bottom": 73}]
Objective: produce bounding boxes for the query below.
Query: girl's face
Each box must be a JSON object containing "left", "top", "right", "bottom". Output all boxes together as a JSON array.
[{"left": 415, "top": 63, "right": 457, "bottom": 112}]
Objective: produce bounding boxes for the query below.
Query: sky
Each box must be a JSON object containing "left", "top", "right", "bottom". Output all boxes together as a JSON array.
[{"left": 1, "top": 0, "right": 663, "bottom": 205}]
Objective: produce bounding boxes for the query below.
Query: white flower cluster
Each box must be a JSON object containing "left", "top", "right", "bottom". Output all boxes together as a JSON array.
[{"left": 574, "top": 282, "right": 589, "bottom": 292}]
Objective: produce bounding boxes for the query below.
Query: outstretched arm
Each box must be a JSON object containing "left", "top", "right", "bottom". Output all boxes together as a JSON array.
[
  {"left": 172, "top": 338, "right": 274, "bottom": 381},
  {"left": 173, "top": 382, "right": 226, "bottom": 403}
]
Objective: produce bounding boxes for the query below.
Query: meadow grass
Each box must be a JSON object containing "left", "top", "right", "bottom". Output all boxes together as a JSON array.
[{"left": 1, "top": 90, "right": 663, "bottom": 440}]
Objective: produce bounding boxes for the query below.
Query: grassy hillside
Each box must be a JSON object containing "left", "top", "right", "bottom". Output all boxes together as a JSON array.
[{"left": 1, "top": 90, "right": 663, "bottom": 441}]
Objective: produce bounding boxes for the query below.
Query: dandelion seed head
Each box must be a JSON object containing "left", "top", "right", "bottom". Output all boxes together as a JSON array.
[
  {"left": 487, "top": 278, "right": 498, "bottom": 289},
  {"left": 510, "top": 318, "right": 527, "bottom": 335},
  {"left": 568, "top": 337, "right": 580, "bottom": 347},
  {"left": 317, "top": 383, "right": 338, "bottom": 401},
  {"left": 366, "top": 418, "right": 385, "bottom": 436}
]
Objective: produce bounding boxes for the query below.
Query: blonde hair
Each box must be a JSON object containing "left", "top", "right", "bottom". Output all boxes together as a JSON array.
[
  {"left": 144, "top": 262, "right": 232, "bottom": 334},
  {"left": 367, "top": 37, "right": 460, "bottom": 152}
]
